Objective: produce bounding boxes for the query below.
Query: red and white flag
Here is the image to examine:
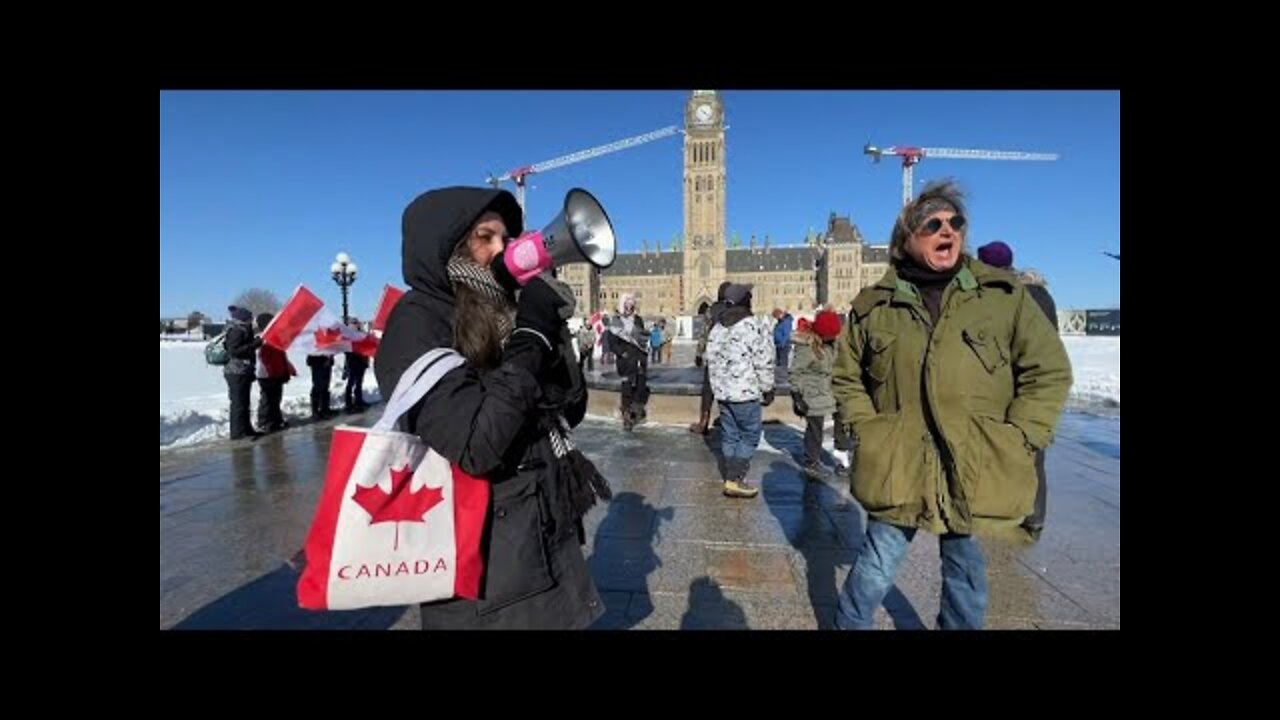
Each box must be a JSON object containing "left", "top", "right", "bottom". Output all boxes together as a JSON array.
[
  {"left": 590, "top": 311, "right": 605, "bottom": 348},
  {"left": 372, "top": 284, "right": 406, "bottom": 333},
  {"left": 262, "top": 285, "right": 379, "bottom": 357}
]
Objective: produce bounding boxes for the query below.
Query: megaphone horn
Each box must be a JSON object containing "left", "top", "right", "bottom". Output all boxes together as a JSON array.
[{"left": 503, "top": 188, "right": 617, "bottom": 286}]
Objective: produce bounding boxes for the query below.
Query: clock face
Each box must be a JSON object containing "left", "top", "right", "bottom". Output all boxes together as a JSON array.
[{"left": 695, "top": 104, "right": 713, "bottom": 123}]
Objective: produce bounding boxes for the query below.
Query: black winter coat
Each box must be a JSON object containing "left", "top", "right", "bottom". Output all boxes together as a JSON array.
[{"left": 375, "top": 187, "right": 602, "bottom": 630}]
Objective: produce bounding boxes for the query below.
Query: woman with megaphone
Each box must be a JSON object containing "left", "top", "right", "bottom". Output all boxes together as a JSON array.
[{"left": 375, "top": 186, "right": 613, "bottom": 630}]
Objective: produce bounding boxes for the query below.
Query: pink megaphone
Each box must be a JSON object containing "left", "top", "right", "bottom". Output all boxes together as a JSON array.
[
  {"left": 500, "top": 188, "right": 617, "bottom": 286},
  {"left": 502, "top": 231, "right": 554, "bottom": 287}
]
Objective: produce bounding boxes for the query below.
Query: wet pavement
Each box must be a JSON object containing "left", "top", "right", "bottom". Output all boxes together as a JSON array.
[{"left": 160, "top": 398, "right": 1120, "bottom": 630}]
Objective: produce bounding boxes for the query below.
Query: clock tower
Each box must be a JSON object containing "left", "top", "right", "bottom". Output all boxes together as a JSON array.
[{"left": 682, "top": 90, "right": 727, "bottom": 314}]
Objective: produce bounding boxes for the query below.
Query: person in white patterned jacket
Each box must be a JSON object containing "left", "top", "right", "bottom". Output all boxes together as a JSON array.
[{"left": 706, "top": 283, "right": 776, "bottom": 498}]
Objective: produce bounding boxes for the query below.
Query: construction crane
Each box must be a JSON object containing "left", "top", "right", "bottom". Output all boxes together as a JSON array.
[
  {"left": 864, "top": 142, "right": 1059, "bottom": 206},
  {"left": 487, "top": 125, "right": 681, "bottom": 220}
]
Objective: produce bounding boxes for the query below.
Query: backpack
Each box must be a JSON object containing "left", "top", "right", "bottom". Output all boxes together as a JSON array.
[{"left": 204, "top": 331, "right": 230, "bottom": 366}]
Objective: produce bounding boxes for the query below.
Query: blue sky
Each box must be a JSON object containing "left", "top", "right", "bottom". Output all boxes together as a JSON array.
[{"left": 160, "top": 90, "right": 1119, "bottom": 318}]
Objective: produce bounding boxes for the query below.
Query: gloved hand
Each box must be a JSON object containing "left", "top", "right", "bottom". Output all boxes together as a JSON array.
[
  {"left": 514, "top": 276, "right": 569, "bottom": 346},
  {"left": 761, "top": 389, "right": 775, "bottom": 407},
  {"left": 791, "top": 391, "right": 808, "bottom": 417},
  {"left": 490, "top": 250, "right": 522, "bottom": 293}
]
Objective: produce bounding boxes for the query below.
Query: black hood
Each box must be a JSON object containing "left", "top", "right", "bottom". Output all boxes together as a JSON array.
[
  {"left": 720, "top": 304, "right": 753, "bottom": 327},
  {"left": 377, "top": 187, "right": 524, "bottom": 405},
  {"left": 400, "top": 186, "right": 524, "bottom": 300}
]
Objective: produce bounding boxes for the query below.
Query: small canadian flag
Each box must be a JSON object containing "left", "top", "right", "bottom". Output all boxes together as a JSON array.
[
  {"left": 371, "top": 284, "right": 406, "bottom": 333},
  {"left": 262, "top": 285, "right": 379, "bottom": 357},
  {"left": 590, "top": 311, "right": 605, "bottom": 347}
]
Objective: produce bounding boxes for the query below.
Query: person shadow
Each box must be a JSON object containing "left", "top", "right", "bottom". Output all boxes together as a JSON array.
[
  {"left": 169, "top": 556, "right": 408, "bottom": 630},
  {"left": 587, "top": 491, "right": 674, "bottom": 630},
  {"left": 760, "top": 423, "right": 926, "bottom": 630},
  {"left": 680, "top": 577, "right": 749, "bottom": 630}
]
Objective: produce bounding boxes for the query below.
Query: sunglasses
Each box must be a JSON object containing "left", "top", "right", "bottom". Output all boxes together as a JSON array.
[{"left": 920, "top": 215, "right": 966, "bottom": 234}]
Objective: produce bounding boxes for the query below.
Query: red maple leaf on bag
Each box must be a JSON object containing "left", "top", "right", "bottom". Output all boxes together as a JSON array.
[{"left": 351, "top": 465, "right": 444, "bottom": 550}]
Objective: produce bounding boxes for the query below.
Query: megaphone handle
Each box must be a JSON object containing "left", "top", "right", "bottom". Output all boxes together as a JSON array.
[{"left": 503, "top": 231, "right": 554, "bottom": 286}]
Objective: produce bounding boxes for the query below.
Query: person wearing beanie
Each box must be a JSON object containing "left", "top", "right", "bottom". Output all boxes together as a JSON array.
[
  {"left": 224, "top": 305, "right": 264, "bottom": 440},
  {"left": 706, "top": 283, "right": 775, "bottom": 498},
  {"left": 789, "top": 310, "right": 852, "bottom": 480},
  {"left": 1015, "top": 268, "right": 1060, "bottom": 540},
  {"left": 977, "top": 240, "right": 1014, "bottom": 269},
  {"left": 831, "top": 179, "right": 1072, "bottom": 630}
]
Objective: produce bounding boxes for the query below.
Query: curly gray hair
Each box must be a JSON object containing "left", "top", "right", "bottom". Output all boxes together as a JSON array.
[{"left": 889, "top": 179, "right": 968, "bottom": 262}]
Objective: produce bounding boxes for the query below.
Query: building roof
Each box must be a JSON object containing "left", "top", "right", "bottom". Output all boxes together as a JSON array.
[
  {"left": 862, "top": 244, "right": 890, "bottom": 263},
  {"left": 726, "top": 246, "right": 818, "bottom": 273},
  {"left": 601, "top": 251, "right": 685, "bottom": 277}
]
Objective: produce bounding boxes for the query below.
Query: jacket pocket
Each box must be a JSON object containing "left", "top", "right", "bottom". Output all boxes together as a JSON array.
[
  {"left": 963, "top": 416, "right": 1036, "bottom": 519},
  {"left": 864, "top": 330, "right": 897, "bottom": 383},
  {"left": 475, "top": 475, "right": 555, "bottom": 615},
  {"left": 962, "top": 324, "right": 1008, "bottom": 374},
  {"left": 851, "top": 412, "right": 904, "bottom": 511}
]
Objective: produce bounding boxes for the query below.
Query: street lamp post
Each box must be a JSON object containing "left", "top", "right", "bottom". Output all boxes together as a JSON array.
[{"left": 331, "top": 252, "right": 358, "bottom": 325}]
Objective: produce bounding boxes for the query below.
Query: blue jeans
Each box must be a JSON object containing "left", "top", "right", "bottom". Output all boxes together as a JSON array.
[
  {"left": 718, "top": 400, "right": 762, "bottom": 475},
  {"left": 834, "top": 519, "right": 988, "bottom": 630}
]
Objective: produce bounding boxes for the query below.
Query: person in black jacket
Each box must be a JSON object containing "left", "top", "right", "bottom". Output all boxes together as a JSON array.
[
  {"left": 979, "top": 240, "right": 1060, "bottom": 541},
  {"left": 343, "top": 320, "right": 370, "bottom": 413},
  {"left": 688, "top": 281, "right": 732, "bottom": 435},
  {"left": 1017, "top": 268, "right": 1059, "bottom": 540},
  {"left": 1018, "top": 268, "right": 1058, "bottom": 329},
  {"left": 607, "top": 294, "right": 649, "bottom": 431},
  {"left": 306, "top": 353, "right": 335, "bottom": 419},
  {"left": 375, "top": 186, "right": 608, "bottom": 630},
  {"left": 224, "top": 305, "right": 263, "bottom": 440}
]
